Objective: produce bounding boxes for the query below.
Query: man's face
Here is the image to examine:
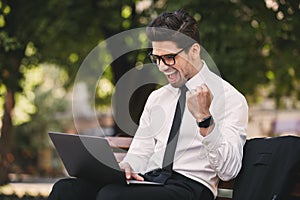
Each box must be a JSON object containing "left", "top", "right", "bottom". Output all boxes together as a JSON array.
[{"left": 151, "top": 41, "right": 198, "bottom": 88}]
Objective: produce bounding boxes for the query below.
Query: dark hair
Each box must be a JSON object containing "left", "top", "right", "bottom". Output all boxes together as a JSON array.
[{"left": 146, "top": 9, "right": 200, "bottom": 48}]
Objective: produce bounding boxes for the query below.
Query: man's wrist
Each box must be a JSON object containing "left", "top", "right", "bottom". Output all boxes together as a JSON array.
[{"left": 197, "top": 115, "right": 214, "bottom": 128}]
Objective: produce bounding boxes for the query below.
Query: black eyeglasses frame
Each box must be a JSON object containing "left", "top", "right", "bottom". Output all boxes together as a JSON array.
[{"left": 148, "top": 45, "right": 191, "bottom": 67}]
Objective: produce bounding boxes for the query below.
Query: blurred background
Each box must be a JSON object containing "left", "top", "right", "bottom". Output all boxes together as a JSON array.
[{"left": 0, "top": 0, "right": 299, "bottom": 198}]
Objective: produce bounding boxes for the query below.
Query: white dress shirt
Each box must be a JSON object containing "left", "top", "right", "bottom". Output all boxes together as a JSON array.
[{"left": 122, "top": 61, "right": 248, "bottom": 198}]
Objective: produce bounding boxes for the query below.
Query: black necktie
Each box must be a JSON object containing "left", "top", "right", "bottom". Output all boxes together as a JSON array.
[{"left": 152, "top": 85, "right": 188, "bottom": 183}]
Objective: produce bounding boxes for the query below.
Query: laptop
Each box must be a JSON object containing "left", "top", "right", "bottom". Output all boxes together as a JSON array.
[{"left": 48, "top": 132, "right": 163, "bottom": 185}]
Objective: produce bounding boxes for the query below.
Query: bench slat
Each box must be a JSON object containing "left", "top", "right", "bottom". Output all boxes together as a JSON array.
[
  {"left": 218, "top": 180, "right": 234, "bottom": 189},
  {"left": 113, "top": 152, "right": 127, "bottom": 163},
  {"left": 106, "top": 136, "right": 132, "bottom": 149},
  {"left": 216, "top": 197, "right": 232, "bottom": 200}
]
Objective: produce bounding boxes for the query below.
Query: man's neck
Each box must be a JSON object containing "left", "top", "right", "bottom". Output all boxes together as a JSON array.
[
  {"left": 189, "top": 57, "right": 203, "bottom": 78},
  {"left": 196, "top": 57, "right": 204, "bottom": 72}
]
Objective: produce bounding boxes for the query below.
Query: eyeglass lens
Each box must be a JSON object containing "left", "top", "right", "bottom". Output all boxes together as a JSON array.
[{"left": 149, "top": 54, "right": 176, "bottom": 66}]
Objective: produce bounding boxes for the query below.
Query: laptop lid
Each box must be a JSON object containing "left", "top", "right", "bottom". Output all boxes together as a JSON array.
[{"left": 48, "top": 132, "right": 126, "bottom": 185}]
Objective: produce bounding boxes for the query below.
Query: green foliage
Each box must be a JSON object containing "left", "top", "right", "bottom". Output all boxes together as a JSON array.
[
  {"left": 0, "top": 0, "right": 298, "bottom": 108},
  {"left": 12, "top": 66, "right": 70, "bottom": 173}
]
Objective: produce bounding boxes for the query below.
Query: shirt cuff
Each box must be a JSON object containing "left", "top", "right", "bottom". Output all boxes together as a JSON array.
[
  {"left": 202, "top": 124, "right": 223, "bottom": 152},
  {"left": 121, "top": 153, "right": 146, "bottom": 173}
]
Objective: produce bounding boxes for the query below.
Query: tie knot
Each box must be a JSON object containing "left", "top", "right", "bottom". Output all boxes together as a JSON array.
[
  {"left": 180, "top": 85, "right": 188, "bottom": 97},
  {"left": 178, "top": 85, "right": 187, "bottom": 113}
]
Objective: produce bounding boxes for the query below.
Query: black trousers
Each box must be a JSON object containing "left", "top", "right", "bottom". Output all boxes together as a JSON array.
[{"left": 48, "top": 171, "right": 213, "bottom": 200}]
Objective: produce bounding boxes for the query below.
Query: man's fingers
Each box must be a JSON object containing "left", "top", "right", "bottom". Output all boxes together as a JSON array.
[
  {"left": 131, "top": 173, "right": 144, "bottom": 181},
  {"left": 196, "top": 84, "right": 208, "bottom": 93},
  {"left": 125, "top": 168, "right": 132, "bottom": 179},
  {"left": 120, "top": 162, "right": 144, "bottom": 181},
  {"left": 186, "top": 90, "right": 191, "bottom": 98},
  {"left": 120, "top": 162, "right": 132, "bottom": 179}
]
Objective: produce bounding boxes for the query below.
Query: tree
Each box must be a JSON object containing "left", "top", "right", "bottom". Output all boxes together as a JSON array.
[
  {"left": 0, "top": 0, "right": 96, "bottom": 184},
  {"left": 0, "top": 1, "right": 24, "bottom": 184}
]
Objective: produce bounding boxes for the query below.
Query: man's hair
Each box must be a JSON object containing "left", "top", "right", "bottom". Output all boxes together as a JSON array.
[{"left": 146, "top": 9, "right": 200, "bottom": 49}]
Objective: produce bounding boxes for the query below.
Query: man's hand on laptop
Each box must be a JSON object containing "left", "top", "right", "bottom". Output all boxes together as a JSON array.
[{"left": 119, "top": 162, "right": 144, "bottom": 181}]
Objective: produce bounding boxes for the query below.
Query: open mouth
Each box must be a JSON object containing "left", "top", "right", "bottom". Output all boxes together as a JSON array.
[{"left": 165, "top": 70, "right": 178, "bottom": 83}]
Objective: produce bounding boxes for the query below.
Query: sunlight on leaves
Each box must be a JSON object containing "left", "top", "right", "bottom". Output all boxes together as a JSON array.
[
  {"left": 121, "top": 5, "right": 132, "bottom": 19},
  {"left": 14, "top": 65, "right": 69, "bottom": 125},
  {"left": 3, "top": 4, "right": 10, "bottom": 15},
  {"left": 251, "top": 20, "right": 259, "bottom": 29},
  {"left": 266, "top": 70, "right": 275, "bottom": 81},
  {"left": 265, "top": 0, "right": 279, "bottom": 11},
  {"left": 68, "top": 53, "right": 79, "bottom": 63},
  {"left": 0, "top": 15, "right": 5, "bottom": 27},
  {"left": 97, "top": 78, "right": 114, "bottom": 98},
  {"left": 14, "top": 94, "right": 37, "bottom": 126},
  {"left": 261, "top": 44, "right": 271, "bottom": 57},
  {"left": 276, "top": 11, "right": 284, "bottom": 20},
  {"left": 25, "top": 42, "right": 37, "bottom": 57},
  {"left": 122, "top": 20, "right": 131, "bottom": 29}
]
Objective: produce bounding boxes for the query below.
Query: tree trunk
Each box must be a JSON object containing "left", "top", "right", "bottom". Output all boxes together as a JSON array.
[
  {"left": 0, "top": 89, "right": 15, "bottom": 185},
  {"left": 111, "top": 56, "right": 134, "bottom": 136},
  {"left": 111, "top": 55, "right": 157, "bottom": 137},
  {"left": 0, "top": 49, "right": 22, "bottom": 185}
]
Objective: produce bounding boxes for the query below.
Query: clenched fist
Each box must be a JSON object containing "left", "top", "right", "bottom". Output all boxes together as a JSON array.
[{"left": 186, "top": 83, "right": 214, "bottom": 136}]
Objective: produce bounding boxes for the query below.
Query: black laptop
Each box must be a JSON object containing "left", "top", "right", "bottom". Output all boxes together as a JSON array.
[{"left": 48, "top": 132, "right": 162, "bottom": 185}]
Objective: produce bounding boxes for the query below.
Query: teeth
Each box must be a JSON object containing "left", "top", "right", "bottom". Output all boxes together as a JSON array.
[{"left": 164, "top": 70, "right": 176, "bottom": 76}]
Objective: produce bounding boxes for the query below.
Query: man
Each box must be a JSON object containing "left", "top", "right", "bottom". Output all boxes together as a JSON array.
[{"left": 48, "top": 9, "right": 248, "bottom": 200}]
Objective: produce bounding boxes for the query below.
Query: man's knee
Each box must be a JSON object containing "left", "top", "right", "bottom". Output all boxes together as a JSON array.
[{"left": 48, "top": 178, "right": 75, "bottom": 200}]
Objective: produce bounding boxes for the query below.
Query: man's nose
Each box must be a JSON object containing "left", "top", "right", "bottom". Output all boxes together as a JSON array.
[{"left": 158, "top": 62, "right": 169, "bottom": 72}]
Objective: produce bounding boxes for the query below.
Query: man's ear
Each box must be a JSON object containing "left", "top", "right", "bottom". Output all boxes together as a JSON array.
[{"left": 190, "top": 43, "right": 201, "bottom": 59}]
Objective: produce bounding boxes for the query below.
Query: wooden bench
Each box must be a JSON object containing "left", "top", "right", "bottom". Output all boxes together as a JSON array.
[{"left": 106, "top": 136, "right": 300, "bottom": 199}]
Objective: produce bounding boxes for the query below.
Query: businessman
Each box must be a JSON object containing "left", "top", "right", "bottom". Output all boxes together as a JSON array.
[{"left": 48, "top": 9, "right": 248, "bottom": 200}]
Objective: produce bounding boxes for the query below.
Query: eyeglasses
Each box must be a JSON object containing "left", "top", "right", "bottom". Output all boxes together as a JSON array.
[{"left": 148, "top": 46, "right": 189, "bottom": 67}]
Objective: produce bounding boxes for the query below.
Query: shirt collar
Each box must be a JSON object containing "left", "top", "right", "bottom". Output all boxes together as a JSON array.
[
  {"left": 165, "top": 84, "right": 181, "bottom": 96},
  {"left": 185, "top": 60, "right": 209, "bottom": 91}
]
